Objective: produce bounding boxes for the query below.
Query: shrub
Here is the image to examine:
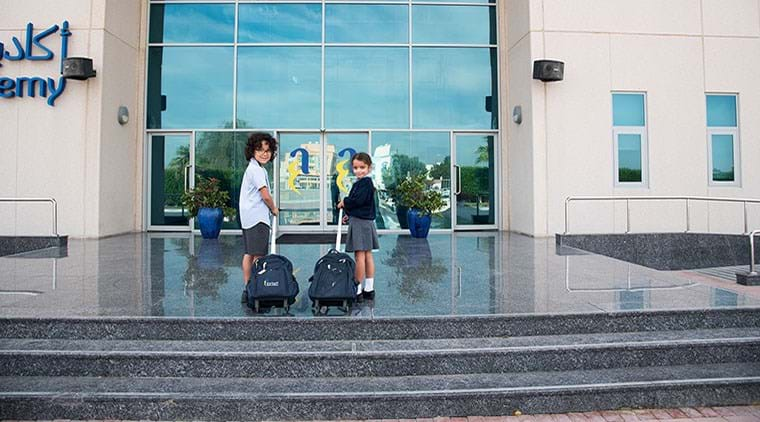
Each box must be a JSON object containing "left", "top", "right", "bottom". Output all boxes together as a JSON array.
[{"left": 181, "top": 177, "right": 236, "bottom": 219}]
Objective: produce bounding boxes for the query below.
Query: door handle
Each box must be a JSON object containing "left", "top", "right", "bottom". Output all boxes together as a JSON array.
[
  {"left": 457, "top": 266, "right": 462, "bottom": 297},
  {"left": 454, "top": 165, "right": 461, "bottom": 195},
  {"left": 184, "top": 164, "right": 192, "bottom": 192}
]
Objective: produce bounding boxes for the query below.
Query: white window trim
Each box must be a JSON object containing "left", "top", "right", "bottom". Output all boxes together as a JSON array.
[
  {"left": 613, "top": 127, "right": 648, "bottom": 187},
  {"left": 707, "top": 127, "right": 740, "bottom": 187},
  {"left": 706, "top": 94, "right": 740, "bottom": 187}
]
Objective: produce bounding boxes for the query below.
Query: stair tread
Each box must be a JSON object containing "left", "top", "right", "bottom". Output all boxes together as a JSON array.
[
  {"left": 2, "top": 363, "right": 759, "bottom": 397},
  {"left": 2, "top": 328, "right": 758, "bottom": 354}
]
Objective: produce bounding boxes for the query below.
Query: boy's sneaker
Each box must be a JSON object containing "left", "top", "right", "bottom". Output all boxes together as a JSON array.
[
  {"left": 355, "top": 293, "right": 364, "bottom": 303},
  {"left": 241, "top": 289, "right": 248, "bottom": 303},
  {"left": 362, "top": 290, "right": 375, "bottom": 300}
]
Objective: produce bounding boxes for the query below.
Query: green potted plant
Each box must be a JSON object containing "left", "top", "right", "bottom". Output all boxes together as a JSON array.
[
  {"left": 381, "top": 154, "right": 427, "bottom": 229},
  {"left": 181, "top": 177, "right": 236, "bottom": 239},
  {"left": 396, "top": 175, "right": 446, "bottom": 238}
]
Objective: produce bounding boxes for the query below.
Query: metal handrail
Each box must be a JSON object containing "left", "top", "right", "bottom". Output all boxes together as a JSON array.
[
  {"left": 749, "top": 229, "right": 760, "bottom": 275},
  {"left": 564, "top": 256, "right": 698, "bottom": 293},
  {"left": 0, "top": 198, "right": 59, "bottom": 236},
  {"left": 564, "top": 195, "right": 760, "bottom": 235}
]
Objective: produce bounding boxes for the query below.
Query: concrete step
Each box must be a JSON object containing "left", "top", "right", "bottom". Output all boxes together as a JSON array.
[
  {"left": 2, "top": 309, "right": 758, "bottom": 419},
  {"left": 2, "top": 327, "right": 758, "bottom": 353},
  {"left": 2, "top": 331, "right": 758, "bottom": 378},
  {"left": 1, "top": 363, "right": 759, "bottom": 420},
  {"left": 2, "top": 308, "right": 758, "bottom": 341}
]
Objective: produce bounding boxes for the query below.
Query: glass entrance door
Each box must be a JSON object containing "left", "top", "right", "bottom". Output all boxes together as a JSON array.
[
  {"left": 278, "top": 132, "right": 322, "bottom": 227},
  {"left": 325, "top": 133, "right": 369, "bottom": 226},
  {"left": 148, "top": 133, "right": 193, "bottom": 230},
  {"left": 452, "top": 133, "right": 496, "bottom": 229},
  {"left": 277, "top": 132, "right": 369, "bottom": 230}
]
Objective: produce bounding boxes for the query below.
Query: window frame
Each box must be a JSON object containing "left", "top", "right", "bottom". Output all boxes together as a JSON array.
[
  {"left": 706, "top": 93, "right": 741, "bottom": 187},
  {"left": 612, "top": 92, "right": 649, "bottom": 188}
]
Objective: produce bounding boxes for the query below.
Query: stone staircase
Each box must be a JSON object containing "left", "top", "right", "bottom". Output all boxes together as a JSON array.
[{"left": 1, "top": 308, "right": 759, "bottom": 420}]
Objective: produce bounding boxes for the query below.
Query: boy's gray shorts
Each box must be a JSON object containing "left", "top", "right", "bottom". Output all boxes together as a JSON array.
[{"left": 242, "top": 223, "right": 270, "bottom": 256}]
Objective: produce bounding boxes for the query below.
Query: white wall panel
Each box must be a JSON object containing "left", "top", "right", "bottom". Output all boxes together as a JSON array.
[
  {"left": 543, "top": 0, "right": 702, "bottom": 35},
  {"left": 0, "top": 0, "right": 93, "bottom": 29},
  {"left": 543, "top": 32, "right": 614, "bottom": 236},
  {"left": 702, "top": 0, "right": 760, "bottom": 37}
]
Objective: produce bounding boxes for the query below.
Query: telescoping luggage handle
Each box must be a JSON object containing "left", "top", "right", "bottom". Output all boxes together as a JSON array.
[
  {"left": 336, "top": 208, "right": 344, "bottom": 251},
  {"left": 269, "top": 213, "right": 277, "bottom": 255}
]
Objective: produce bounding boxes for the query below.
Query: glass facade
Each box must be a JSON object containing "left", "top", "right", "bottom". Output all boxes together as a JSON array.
[{"left": 147, "top": 1, "right": 499, "bottom": 231}]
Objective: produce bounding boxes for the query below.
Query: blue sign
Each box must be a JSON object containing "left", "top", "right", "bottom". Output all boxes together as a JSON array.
[{"left": 0, "top": 21, "right": 70, "bottom": 106}]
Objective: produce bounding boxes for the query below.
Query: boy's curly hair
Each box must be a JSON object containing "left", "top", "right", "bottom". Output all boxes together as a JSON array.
[{"left": 245, "top": 132, "right": 278, "bottom": 162}]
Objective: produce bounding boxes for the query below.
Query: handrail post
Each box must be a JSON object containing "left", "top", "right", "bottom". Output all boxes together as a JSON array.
[
  {"left": 52, "top": 198, "right": 58, "bottom": 237},
  {"left": 743, "top": 201, "right": 748, "bottom": 234},
  {"left": 750, "top": 230, "right": 758, "bottom": 275},
  {"left": 685, "top": 198, "right": 690, "bottom": 233},
  {"left": 0, "top": 197, "right": 59, "bottom": 237},
  {"left": 625, "top": 199, "right": 630, "bottom": 234},
  {"left": 564, "top": 197, "right": 569, "bottom": 234}
]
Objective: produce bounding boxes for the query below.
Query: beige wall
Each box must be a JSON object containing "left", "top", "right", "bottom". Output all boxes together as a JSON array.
[
  {"left": 3, "top": 0, "right": 759, "bottom": 238},
  {"left": 506, "top": 0, "right": 760, "bottom": 236},
  {"left": 0, "top": 0, "right": 142, "bottom": 238}
]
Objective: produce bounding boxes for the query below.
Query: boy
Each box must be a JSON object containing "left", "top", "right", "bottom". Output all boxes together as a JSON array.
[{"left": 240, "top": 132, "right": 279, "bottom": 303}]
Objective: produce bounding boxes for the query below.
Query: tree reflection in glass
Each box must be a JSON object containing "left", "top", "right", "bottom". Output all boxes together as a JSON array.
[{"left": 383, "top": 236, "right": 447, "bottom": 303}]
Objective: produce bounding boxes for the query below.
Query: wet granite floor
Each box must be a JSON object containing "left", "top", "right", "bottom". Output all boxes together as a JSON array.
[{"left": 1, "top": 232, "right": 758, "bottom": 318}]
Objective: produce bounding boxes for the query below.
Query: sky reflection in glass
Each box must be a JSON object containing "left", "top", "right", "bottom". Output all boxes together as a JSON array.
[
  {"left": 612, "top": 93, "right": 645, "bottom": 127},
  {"left": 415, "top": 0, "right": 494, "bottom": 3},
  {"left": 325, "top": 47, "right": 409, "bottom": 129},
  {"left": 238, "top": 4, "right": 321, "bottom": 43},
  {"left": 326, "top": 5, "right": 408, "bottom": 43},
  {"left": 237, "top": 47, "right": 321, "bottom": 129},
  {"left": 706, "top": 95, "right": 737, "bottom": 127},
  {"left": 147, "top": 47, "right": 234, "bottom": 129},
  {"left": 413, "top": 48, "right": 497, "bottom": 129},
  {"left": 149, "top": 4, "right": 234, "bottom": 43},
  {"left": 413, "top": 6, "right": 495, "bottom": 45},
  {"left": 618, "top": 134, "right": 642, "bottom": 183},
  {"left": 711, "top": 134, "right": 735, "bottom": 181}
]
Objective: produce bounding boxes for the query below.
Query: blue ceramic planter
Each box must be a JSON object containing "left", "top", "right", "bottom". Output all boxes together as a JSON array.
[
  {"left": 198, "top": 207, "right": 223, "bottom": 239},
  {"left": 407, "top": 208, "right": 432, "bottom": 238}
]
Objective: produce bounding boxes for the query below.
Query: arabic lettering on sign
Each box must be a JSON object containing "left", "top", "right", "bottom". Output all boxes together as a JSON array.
[{"left": 0, "top": 21, "right": 71, "bottom": 106}]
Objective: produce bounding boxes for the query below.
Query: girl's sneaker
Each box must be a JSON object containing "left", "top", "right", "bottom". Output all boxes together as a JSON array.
[{"left": 362, "top": 290, "right": 375, "bottom": 300}]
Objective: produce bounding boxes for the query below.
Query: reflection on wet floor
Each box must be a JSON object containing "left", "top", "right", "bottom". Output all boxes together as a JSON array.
[{"left": 0, "top": 232, "right": 758, "bottom": 318}]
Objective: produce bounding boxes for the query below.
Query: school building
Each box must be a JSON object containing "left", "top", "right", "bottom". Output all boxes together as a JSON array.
[{"left": 1, "top": 0, "right": 759, "bottom": 238}]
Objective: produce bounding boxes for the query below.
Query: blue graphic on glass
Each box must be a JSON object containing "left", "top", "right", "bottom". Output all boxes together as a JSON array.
[{"left": 290, "top": 148, "right": 310, "bottom": 174}]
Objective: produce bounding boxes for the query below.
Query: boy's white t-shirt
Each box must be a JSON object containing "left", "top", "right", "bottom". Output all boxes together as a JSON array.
[{"left": 239, "top": 159, "right": 271, "bottom": 229}]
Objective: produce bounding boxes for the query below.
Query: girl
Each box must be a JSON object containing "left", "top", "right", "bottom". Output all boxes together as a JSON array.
[{"left": 337, "top": 152, "right": 379, "bottom": 301}]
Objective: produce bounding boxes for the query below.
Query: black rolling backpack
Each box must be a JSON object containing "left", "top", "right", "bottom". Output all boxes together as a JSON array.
[
  {"left": 247, "top": 217, "right": 299, "bottom": 313},
  {"left": 308, "top": 209, "right": 357, "bottom": 313}
]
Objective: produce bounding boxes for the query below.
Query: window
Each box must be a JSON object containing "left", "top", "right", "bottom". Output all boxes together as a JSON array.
[
  {"left": 612, "top": 93, "right": 648, "bottom": 186},
  {"left": 147, "top": 1, "right": 498, "bottom": 131},
  {"left": 706, "top": 94, "right": 740, "bottom": 185}
]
